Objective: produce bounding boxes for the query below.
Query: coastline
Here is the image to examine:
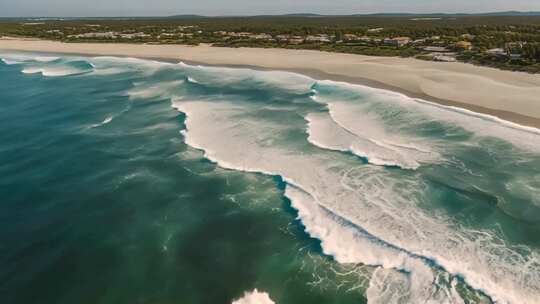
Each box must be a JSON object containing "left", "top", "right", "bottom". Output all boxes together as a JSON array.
[{"left": 2, "top": 39, "right": 540, "bottom": 128}]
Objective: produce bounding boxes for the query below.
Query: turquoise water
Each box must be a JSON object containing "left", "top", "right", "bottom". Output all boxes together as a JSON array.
[{"left": 1, "top": 52, "right": 539, "bottom": 304}]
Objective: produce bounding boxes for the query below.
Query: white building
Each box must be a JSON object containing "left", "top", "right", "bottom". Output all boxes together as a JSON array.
[
  {"left": 305, "top": 35, "right": 331, "bottom": 43},
  {"left": 383, "top": 37, "right": 411, "bottom": 47},
  {"left": 487, "top": 48, "right": 507, "bottom": 57},
  {"left": 433, "top": 55, "right": 457, "bottom": 62},
  {"left": 249, "top": 33, "right": 273, "bottom": 40},
  {"left": 68, "top": 32, "right": 118, "bottom": 39},
  {"left": 367, "top": 27, "right": 384, "bottom": 33},
  {"left": 119, "top": 32, "right": 151, "bottom": 39}
]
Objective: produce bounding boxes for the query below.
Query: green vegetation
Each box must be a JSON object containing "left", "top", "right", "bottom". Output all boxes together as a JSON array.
[{"left": 3, "top": 15, "right": 540, "bottom": 72}]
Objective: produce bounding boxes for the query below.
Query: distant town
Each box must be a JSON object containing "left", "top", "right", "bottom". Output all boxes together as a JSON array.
[{"left": 2, "top": 15, "right": 540, "bottom": 73}]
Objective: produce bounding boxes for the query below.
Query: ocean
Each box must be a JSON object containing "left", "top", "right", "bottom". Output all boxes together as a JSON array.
[{"left": 0, "top": 52, "right": 539, "bottom": 304}]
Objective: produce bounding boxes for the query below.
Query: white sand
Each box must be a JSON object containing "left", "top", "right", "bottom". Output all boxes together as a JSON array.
[{"left": 2, "top": 39, "right": 540, "bottom": 126}]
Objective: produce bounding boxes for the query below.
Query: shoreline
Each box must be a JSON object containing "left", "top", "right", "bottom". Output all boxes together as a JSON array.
[{"left": 1, "top": 39, "right": 540, "bottom": 128}]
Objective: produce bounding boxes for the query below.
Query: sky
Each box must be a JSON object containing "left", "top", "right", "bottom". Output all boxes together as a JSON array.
[{"left": 1, "top": 0, "right": 540, "bottom": 17}]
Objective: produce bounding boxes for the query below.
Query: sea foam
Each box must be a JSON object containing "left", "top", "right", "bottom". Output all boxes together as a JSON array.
[
  {"left": 317, "top": 79, "right": 540, "bottom": 152},
  {"left": 9, "top": 53, "right": 540, "bottom": 303},
  {"left": 178, "top": 62, "right": 315, "bottom": 95},
  {"left": 305, "top": 112, "right": 433, "bottom": 169},
  {"left": 127, "top": 80, "right": 185, "bottom": 100},
  {"left": 21, "top": 66, "right": 89, "bottom": 77},
  {"left": 173, "top": 88, "right": 539, "bottom": 304},
  {"left": 121, "top": 60, "right": 540, "bottom": 304},
  {"left": 232, "top": 289, "right": 274, "bottom": 304},
  {"left": 1, "top": 58, "right": 22, "bottom": 65},
  {"left": 0, "top": 53, "right": 59, "bottom": 64}
]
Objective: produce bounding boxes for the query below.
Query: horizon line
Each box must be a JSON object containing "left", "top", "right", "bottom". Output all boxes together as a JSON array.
[{"left": 2, "top": 10, "right": 540, "bottom": 19}]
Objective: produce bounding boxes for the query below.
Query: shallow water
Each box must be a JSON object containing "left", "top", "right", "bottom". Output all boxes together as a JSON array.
[{"left": 1, "top": 52, "right": 539, "bottom": 304}]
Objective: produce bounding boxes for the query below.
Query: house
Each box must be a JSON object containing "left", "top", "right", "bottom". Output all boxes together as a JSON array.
[
  {"left": 509, "top": 53, "right": 522, "bottom": 60},
  {"left": 460, "top": 34, "right": 476, "bottom": 40},
  {"left": 342, "top": 34, "right": 372, "bottom": 42},
  {"left": 383, "top": 37, "right": 411, "bottom": 47},
  {"left": 178, "top": 25, "right": 197, "bottom": 31},
  {"left": 249, "top": 33, "right": 273, "bottom": 40},
  {"left": 46, "top": 30, "right": 64, "bottom": 35},
  {"left": 119, "top": 32, "right": 151, "bottom": 39},
  {"left": 505, "top": 42, "right": 524, "bottom": 60},
  {"left": 455, "top": 41, "right": 473, "bottom": 50},
  {"left": 306, "top": 35, "right": 331, "bottom": 43},
  {"left": 506, "top": 41, "right": 525, "bottom": 48},
  {"left": 274, "top": 34, "right": 304, "bottom": 44},
  {"left": 367, "top": 27, "right": 384, "bottom": 33},
  {"left": 228, "top": 32, "right": 253, "bottom": 38},
  {"left": 433, "top": 55, "right": 457, "bottom": 62},
  {"left": 487, "top": 48, "right": 507, "bottom": 57},
  {"left": 289, "top": 36, "right": 305, "bottom": 44},
  {"left": 158, "top": 33, "right": 176, "bottom": 38},
  {"left": 68, "top": 32, "right": 119, "bottom": 39},
  {"left": 343, "top": 34, "right": 359, "bottom": 41},
  {"left": 275, "top": 34, "right": 290, "bottom": 41},
  {"left": 423, "top": 46, "right": 451, "bottom": 52}
]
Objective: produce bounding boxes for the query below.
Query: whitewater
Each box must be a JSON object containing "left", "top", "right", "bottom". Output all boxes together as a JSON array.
[{"left": 2, "top": 52, "right": 540, "bottom": 304}]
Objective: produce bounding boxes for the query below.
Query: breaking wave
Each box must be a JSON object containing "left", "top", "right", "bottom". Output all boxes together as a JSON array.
[
  {"left": 7, "top": 52, "right": 540, "bottom": 304},
  {"left": 22, "top": 66, "right": 90, "bottom": 77},
  {"left": 232, "top": 289, "right": 275, "bottom": 304},
  {"left": 18, "top": 58, "right": 94, "bottom": 77},
  {"left": 178, "top": 61, "right": 316, "bottom": 95},
  {"left": 171, "top": 74, "right": 540, "bottom": 303},
  {"left": 305, "top": 112, "right": 435, "bottom": 169},
  {"left": 316, "top": 80, "right": 540, "bottom": 152},
  {"left": 89, "top": 116, "right": 114, "bottom": 128}
]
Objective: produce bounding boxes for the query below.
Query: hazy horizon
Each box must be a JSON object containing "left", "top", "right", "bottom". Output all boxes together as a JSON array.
[{"left": 1, "top": 0, "right": 540, "bottom": 18}]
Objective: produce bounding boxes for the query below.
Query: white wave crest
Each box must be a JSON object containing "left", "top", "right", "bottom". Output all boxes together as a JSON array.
[
  {"left": 186, "top": 76, "right": 199, "bottom": 83},
  {"left": 1, "top": 58, "right": 22, "bottom": 65},
  {"left": 89, "top": 56, "right": 171, "bottom": 76},
  {"left": 33, "top": 56, "right": 60, "bottom": 62},
  {"left": 0, "top": 54, "right": 59, "bottom": 64},
  {"left": 89, "top": 116, "right": 114, "bottom": 128},
  {"left": 10, "top": 53, "right": 540, "bottom": 303},
  {"left": 127, "top": 80, "right": 184, "bottom": 100},
  {"left": 317, "top": 79, "right": 540, "bottom": 152},
  {"left": 232, "top": 289, "right": 274, "bottom": 304},
  {"left": 306, "top": 89, "right": 441, "bottom": 169},
  {"left": 305, "top": 112, "right": 435, "bottom": 169},
  {"left": 90, "top": 67, "right": 131, "bottom": 76},
  {"left": 21, "top": 66, "right": 90, "bottom": 77},
  {"left": 286, "top": 185, "right": 466, "bottom": 303},
  {"left": 178, "top": 63, "right": 315, "bottom": 94},
  {"left": 173, "top": 99, "right": 540, "bottom": 304}
]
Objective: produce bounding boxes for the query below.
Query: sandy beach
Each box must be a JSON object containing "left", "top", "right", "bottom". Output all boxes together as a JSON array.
[{"left": 2, "top": 38, "right": 540, "bottom": 128}]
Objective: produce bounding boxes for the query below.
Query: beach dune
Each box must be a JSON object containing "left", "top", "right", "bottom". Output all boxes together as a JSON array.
[{"left": 2, "top": 38, "right": 540, "bottom": 127}]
